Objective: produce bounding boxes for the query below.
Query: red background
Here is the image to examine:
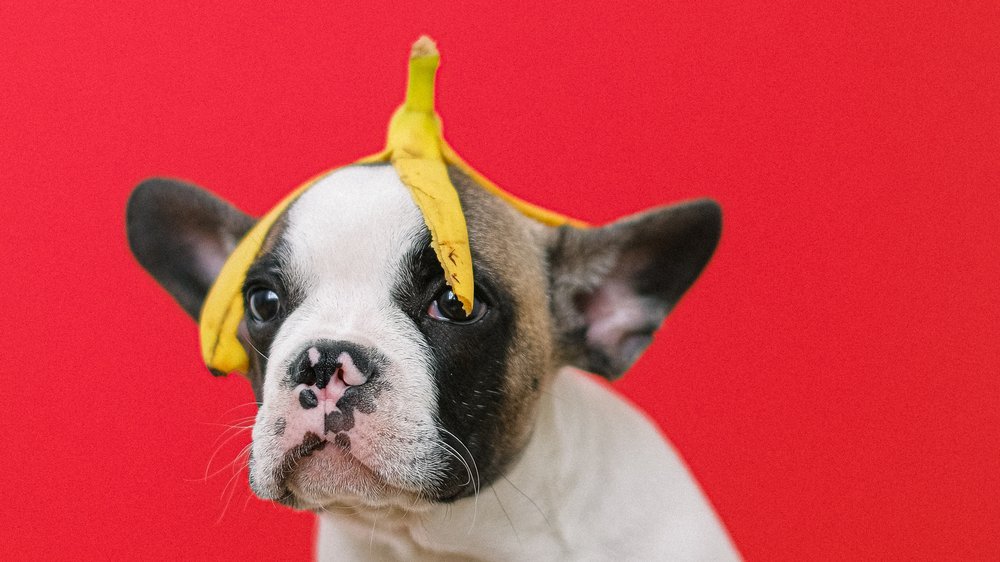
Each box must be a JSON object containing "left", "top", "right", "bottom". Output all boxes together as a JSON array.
[{"left": 2, "top": 2, "right": 998, "bottom": 560}]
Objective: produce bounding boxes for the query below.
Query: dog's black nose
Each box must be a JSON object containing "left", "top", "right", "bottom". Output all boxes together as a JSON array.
[{"left": 289, "top": 340, "right": 379, "bottom": 389}]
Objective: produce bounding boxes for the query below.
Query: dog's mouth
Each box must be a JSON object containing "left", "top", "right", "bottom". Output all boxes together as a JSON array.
[
  {"left": 263, "top": 432, "right": 419, "bottom": 510},
  {"left": 274, "top": 431, "right": 328, "bottom": 487}
]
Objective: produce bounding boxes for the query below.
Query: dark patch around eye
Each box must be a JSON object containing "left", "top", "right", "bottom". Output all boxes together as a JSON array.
[
  {"left": 391, "top": 230, "right": 439, "bottom": 317},
  {"left": 238, "top": 214, "right": 304, "bottom": 402},
  {"left": 390, "top": 200, "right": 518, "bottom": 501},
  {"left": 393, "top": 232, "right": 499, "bottom": 323}
]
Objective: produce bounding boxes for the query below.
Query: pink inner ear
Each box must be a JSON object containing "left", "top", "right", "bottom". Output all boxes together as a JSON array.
[
  {"left": 194, "top": 247, "right": 226, "bottom": 283},
  {"left": 584, "top": 277, "right": 651, "bottom": 352},
  {"left": 188, "top": 228, "right": 240, "bottom": 285}
]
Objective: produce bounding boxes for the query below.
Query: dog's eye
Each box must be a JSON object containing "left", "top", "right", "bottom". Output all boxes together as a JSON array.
[
  {"left": 247, "top": 288, "right": 281, "bottom": 322},
  {"left": 427, "top": 289, "right": 487, "bottom": 323}
]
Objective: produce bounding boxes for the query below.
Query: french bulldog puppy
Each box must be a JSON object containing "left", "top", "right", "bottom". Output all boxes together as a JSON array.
[{"left": 127, "top": 164, "right": 740, "bottom": 560}]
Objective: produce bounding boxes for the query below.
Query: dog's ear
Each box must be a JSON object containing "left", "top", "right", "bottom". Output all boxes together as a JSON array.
[
  {"left": 126, "top": 178, "right": 254, "bottom": 320},
  {"left": 548, "top": 199, "right": 721, "bottom": 380}
]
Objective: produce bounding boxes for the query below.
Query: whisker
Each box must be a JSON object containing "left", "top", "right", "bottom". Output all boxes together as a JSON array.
[
  {"left": 439, "top": 429, "right": 480, "bottom": 490},
  {"left": 369, "top": 505, "right": 381, "bottom": 553},
  {"left": 199, "top": 428, "right": 253, "bottom": 481},
  {"left": 501, "top": 474, "right": 553, "bottom": 532},
  {"left": 215, "top": 446, "right": 252, "bottom": 524},
  {"left": 201, "top": 419, "right": 257, "bottom": 430},
  {"left": 317, "top": 501, "right": 366, "bottom": 515},
  {"left": 492, "top": 486, "right": 520, "bottom": 545},
  {"left": 204, "top": 420, "right": 256, "bottom": 448},
  {"left": 202, "top": 441, "right": 253, "bottom": 483},
  {"left": 431, "top": 440, "right": 473, "bottom": 487},
  {"left": 242, "top": 488, "right": 256, "bottom": 512},
  {"left": 214, "top": 402, "right": 261, "bottom": 419},
  {"left": 208, "top": 413, "right": 260, "bottom": 425},
  {"left": 436, "top": 426, "right": 481, "bottom": 533},
  {"left": 436, "top": 427, "right": 481, "bottom": 494},
  {"left": 246, "top": 339, "right": 270, "bottom": 361}
]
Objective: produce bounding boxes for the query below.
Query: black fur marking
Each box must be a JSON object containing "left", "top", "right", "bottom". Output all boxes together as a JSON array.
[
  {"left": 334, "top": 433, "right": 351, "bottom": 450},
  {"left": 391, "top": 184, "right": 518, "bottom": 502},
  {"left": 275, "top": 432, "right": 327, "bottom": 489},
  {"left": 322, "top": 379, "right": 390, "bottom": 434},
  {"left": 324, "top": 409, "right": 353, "bottom": 433},
  {"left": 273, "top": 417, "right": 287, "bottom": 437},
  {"left": 299, "top": 389, "right": 318, "bottom": 409},
  {"left": 240, "top": 219, "right": 305, "bottom": 400},
  {"left": 352, "top": 387, "right": 378, "bottom": 415}
]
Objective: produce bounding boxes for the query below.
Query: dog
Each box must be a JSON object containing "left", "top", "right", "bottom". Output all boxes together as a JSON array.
[{"left": 127, "top": 164, "right": 740, "bottom": 560}]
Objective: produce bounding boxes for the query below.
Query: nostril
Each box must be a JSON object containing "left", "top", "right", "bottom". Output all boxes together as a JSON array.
[{"left": 337, "top": 352, "right": 369, "bottom": 386}]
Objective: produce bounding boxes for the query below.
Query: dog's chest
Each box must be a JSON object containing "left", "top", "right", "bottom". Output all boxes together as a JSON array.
[{"left": 316, "top": 368, "right": 741, "bottom": 561}]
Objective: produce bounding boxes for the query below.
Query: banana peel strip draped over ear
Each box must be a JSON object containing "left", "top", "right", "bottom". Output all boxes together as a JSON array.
[{"left": 198, "top": 36, "right": 585, "bottom": 376}]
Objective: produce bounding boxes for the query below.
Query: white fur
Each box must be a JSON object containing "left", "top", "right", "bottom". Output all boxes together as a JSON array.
[
  {"left": 316, "top": 368, "right": 741, "bottom": 560},
  {"left": 250, "top": 166, "right": 445, "bottom": 505}
]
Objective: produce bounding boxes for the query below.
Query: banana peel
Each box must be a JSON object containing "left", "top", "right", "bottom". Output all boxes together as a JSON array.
[{"left": 199, "top": 36, "right": 585, "bottom": 376}]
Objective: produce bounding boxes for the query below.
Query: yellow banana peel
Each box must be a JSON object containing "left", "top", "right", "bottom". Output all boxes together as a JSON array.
[{"left": 199, "top": 36, "right": 584, "bottom": 376}]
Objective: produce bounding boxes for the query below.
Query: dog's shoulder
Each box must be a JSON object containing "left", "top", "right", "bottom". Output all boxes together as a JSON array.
[{"left": 518, "top": 368, "right": 741, "bottom": 560}]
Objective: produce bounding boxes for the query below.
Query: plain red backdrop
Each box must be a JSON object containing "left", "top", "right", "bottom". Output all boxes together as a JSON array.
[{"left": 2, "top": 2, "right": 998, "bottom": 560}]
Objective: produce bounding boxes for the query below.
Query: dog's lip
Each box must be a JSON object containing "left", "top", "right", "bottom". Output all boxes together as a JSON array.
[
  {"left": 275, "top": 433, "right": 390, "bottom": 496},
  {"left": 277, "top": 441, "right": 439, "bottom": 512},
  {"left": 274, "top": 432, "right": 329, "bottom": 485}
]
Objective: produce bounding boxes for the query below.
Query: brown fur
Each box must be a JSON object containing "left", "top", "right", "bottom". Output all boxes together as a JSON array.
[{"left": 449, "top": 167, "right": 556, "bottom": 476}]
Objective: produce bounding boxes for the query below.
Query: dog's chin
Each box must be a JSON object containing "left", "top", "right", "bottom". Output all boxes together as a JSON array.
[
  {"left": 257, "top": 442, "right": 431, "bottom": 512},
  {"left": 248, "top": 420, "right": 494, "bottom": 510}
]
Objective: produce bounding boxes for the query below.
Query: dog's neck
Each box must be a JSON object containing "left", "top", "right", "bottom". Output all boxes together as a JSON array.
[{"left": 316, "top": 367, "right": 736, "bottom": 561}]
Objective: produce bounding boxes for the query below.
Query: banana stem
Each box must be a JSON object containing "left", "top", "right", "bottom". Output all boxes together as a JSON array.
[{"left": 404, "top": 36, "right": 439, "bottom": 113}]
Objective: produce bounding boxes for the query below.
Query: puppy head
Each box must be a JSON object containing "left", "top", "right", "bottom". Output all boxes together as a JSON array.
[{"left": 126, "top": 164, "right": 720, "bottom": 510}]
